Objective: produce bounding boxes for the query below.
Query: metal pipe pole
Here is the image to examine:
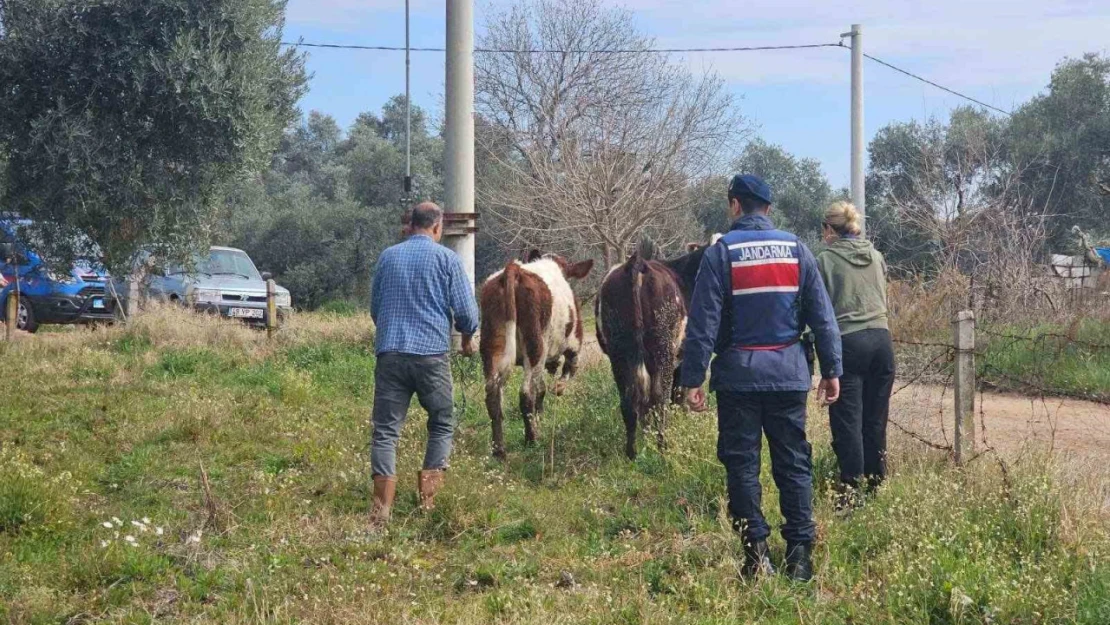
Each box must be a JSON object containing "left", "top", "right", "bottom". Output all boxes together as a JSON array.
[
  {"left": 444, "top": 0, "right": 475, "bottom": 287},
  {"left": 849, "top": 24, "right": 865, "bottom": 233},
  {"left": 404, "top": 0, "right": 412, "bottom": 196}
]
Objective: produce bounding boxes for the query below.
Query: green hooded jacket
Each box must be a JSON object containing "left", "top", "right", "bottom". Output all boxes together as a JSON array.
[{"left": 815, "top": 237, "right": 889, "bottom": 335}]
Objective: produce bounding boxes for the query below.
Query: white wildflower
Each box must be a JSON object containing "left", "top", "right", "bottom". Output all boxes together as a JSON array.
[
  {"left": 102, "top": 522, "right": 114, "bottom": 529},
  {"left": 156, "top": 527, "right": 164, "bottom": 536}
]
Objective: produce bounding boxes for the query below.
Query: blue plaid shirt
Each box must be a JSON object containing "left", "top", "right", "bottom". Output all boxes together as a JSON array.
[{"left": 371, "top": 235, "right": 480, "bottom": 356}]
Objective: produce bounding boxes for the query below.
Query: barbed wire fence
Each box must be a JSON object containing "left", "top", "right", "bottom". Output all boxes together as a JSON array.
[{"left": 887, "top": 310, "right": 1110, "bottom": 468}]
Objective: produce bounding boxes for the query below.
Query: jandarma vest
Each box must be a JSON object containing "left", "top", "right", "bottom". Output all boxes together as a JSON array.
[{"left": 719, "top": 228, "right": 805, "bottom": 349}]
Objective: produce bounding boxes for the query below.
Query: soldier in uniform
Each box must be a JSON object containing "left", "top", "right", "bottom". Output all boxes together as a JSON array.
[{"left": 680, "top": 174, "right": 842, "bottom": 581}]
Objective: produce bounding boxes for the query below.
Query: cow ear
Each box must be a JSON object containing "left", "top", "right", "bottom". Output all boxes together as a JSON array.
[
  {"left": 566, "top": 259, "right": 594, "bottom": 279},
  {"left": 525, "top": 249, "right": 543, "bottom": 262}
]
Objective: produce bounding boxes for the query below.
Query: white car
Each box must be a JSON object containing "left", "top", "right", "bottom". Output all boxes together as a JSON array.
[{"left": 132, "top": 246, "right": 291, "bottom": 326}]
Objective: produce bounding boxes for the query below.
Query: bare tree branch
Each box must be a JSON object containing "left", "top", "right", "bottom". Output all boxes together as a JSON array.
[{"left": 475, "top": 0, "right": 747, "bottom": 267}]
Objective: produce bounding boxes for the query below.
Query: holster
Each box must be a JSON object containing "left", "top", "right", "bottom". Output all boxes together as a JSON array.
[{"left": 801, "top": 331, "right": 816, "bottom": 378}]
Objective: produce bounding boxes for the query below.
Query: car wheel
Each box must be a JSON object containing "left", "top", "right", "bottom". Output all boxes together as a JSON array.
[{"left": 16, "top": 298, "right": 38, "bottom": 334}]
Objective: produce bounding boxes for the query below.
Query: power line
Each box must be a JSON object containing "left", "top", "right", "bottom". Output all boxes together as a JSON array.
[
  {"left": 861, "top": 52, "right": 1013, "bottom": 116},
  {"left": 281, "top": 41, "right": 843, "bottom": 54},
  {"left": 280, "top": 40, "right": 1014, "bottom": 117}
]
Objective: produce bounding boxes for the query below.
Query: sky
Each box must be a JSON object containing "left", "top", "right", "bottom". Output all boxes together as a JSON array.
[{"left": 283, "top": 0, "right": 1110, "bottom": 188}]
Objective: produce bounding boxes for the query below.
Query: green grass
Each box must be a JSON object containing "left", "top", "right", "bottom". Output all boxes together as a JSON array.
[
  {"left": 979, "top": 320, "right": 1110, "bottom": 401},
  {"left": 316, "top": 300, "right": 362, "bottom": 317},
  {"left": 0, "top": 310, "right": 1106, "bottom": 624}
]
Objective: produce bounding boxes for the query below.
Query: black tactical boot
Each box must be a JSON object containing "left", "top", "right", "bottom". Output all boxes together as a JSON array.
[
  {"left": 740, "top": 539, "right": 774, "bottom": 579},
  {"left": 784, "top": 542, "right": 814, "bottom": 582}
]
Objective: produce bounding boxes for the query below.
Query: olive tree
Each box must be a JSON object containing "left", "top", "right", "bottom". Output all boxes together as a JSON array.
[{"left": 0, "top": 0, "right": 307, "bottom": 271}]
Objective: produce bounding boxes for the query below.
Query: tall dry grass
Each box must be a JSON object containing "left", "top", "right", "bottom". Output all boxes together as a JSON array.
[{"left": 8, "top": 302, "right": 375, "bottom": 360}]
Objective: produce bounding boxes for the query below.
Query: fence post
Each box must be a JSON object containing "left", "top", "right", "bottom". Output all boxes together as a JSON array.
[
  {"left": 266, "top": 278, "right": 277, "bottom": 340},
  {"left": 4, "top": 290, "right": 15, "bottom": 340},
  {"left": 126, "top": 275, "right": 140, "bottom": 321},
  {"left": 953, "top": 310, "right": 976, "bottom": 464}
]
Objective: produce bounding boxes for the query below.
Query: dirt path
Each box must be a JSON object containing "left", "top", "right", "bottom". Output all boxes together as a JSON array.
[
  {"left": 889, "top": 383, "right": 1110, "bottom": 461},
  {"left": 579, "top": 338, "right": 1110, "bottom": 462}
]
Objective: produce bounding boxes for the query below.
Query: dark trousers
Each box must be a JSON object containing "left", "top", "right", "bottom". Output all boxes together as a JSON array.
[
  {"left": 829, "top": 328, "right": 895, "bottom": 489},
  {"left": 717, "top": 390, "right": 815, "bottom": 544},
  {"left": 370, "top": 353, "right": 455, "bottom": 477}
]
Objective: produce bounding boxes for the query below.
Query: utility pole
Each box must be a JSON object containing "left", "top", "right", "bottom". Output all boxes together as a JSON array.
[
  {"left": 404, "top": 0, "right": 412, "bottom": 198},
  {"left": 842, "top": 24, "right": 865, "bottom": 234},
  {"left": 444, "top": 0, "right": 476, "bottom": 288}
]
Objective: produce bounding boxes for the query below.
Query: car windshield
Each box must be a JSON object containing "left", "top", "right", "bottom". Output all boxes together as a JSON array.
[
  {"left": 9, "top": 221, "right": 103, "bottom": 260},
  {"left": 197, "top": 249, "right": 262, "bottom": 280}
]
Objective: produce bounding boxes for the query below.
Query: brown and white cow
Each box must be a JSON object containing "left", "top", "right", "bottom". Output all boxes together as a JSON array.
[
  {"left": 480, "top": 251, "right": 594, "bottom": 458},
  {"left": 596, "top": 239, "right": 717, "bottom": 459}
]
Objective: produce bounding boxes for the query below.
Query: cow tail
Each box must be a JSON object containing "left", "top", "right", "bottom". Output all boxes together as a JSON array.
[
  {"left": 629, "top": 252, "right": 650, "bottom": 410},
  {"left": 630, "top": 252, "right": 646, "bottom": 343},
  {"left": 502, "top": 262, "right": 519, "bottom": 322}
]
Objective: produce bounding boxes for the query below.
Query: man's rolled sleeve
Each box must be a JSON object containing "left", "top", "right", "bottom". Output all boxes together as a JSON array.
[{"left": 448, "top": 255, "right": 480, "bottom": 336}]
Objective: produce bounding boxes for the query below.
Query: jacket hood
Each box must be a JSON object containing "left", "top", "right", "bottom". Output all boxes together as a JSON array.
[{"left": 825, "top": 237, "right": 876, "bottom": 267}]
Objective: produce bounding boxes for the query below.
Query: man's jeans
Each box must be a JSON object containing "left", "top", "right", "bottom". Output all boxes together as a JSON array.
[
  {"left": 370, "top": 353, "right": 455, "bottom": 477},
  {"left": 717, "top": 390, "right": 815, "bottom": 544}
]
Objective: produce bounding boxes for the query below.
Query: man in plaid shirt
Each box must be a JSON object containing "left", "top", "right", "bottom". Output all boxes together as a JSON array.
[{"left": 369, "top": 202, "right": 479, "bottom": 528}]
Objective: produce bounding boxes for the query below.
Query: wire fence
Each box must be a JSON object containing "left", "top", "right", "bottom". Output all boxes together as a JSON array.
[{"left": 888, "top": 315, "right": 1110, "bottom": 464}]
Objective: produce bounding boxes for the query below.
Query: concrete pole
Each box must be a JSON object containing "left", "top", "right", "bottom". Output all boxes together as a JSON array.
[
  {"left": 849, "top": 24, "right": 865, "bottom": 234},
  {"left": 444, "top": 0, "right": 476, "bottom": 288},
  {"left": 404, "top": 0, "right": 412, "bottom": 196},
  {"left": 953, "top": 310, "right": 976, "bottom": 464}
]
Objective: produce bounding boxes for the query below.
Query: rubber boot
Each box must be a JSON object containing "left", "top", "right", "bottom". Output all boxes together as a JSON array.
[
  {"left": 740, "top": 539, "right": 774, "bottom": 579},
  {"left": 417, "top": 469, "right": 446, "bottom": 511},
  {"left": 784, "top": 542, "right": 814, "bottom": 582},
  {"left": 369, "top": 475, "right": 397, "bottom": 529}
]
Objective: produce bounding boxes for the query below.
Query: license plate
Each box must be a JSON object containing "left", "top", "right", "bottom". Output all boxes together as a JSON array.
[
  {"left": 228, "top": 307, "right": 264, "bottom": 319},
  {"left": 92, "top": 297, "right": 105, "bottom": 309}
]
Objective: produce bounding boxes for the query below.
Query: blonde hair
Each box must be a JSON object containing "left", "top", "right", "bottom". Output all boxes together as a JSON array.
[{"left": 824, "top": 201, "right": 862, "bottom": 236}]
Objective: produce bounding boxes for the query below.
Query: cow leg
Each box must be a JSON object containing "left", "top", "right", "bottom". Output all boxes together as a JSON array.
[
  {"left": 486, "top": 375, "right": 507, "bottom": 460},
  {"left": 645, "top": 326, "right": 677, "bottom": 454},
  {"left": 670, "top": 364, "right": 684, "bottom": 405},
  {"left": 535, "top": 368, "right": 548, "bottom": 415},
  {"left": 620, "top": 392, "right": 639, "bottom": 460},
  {"left": 546, "top": 356, "right": 563, "bottom": 397},
  {"left": 519, "top": 363, "right": 544, "bottom": 446},
  {"left": 555, "top": 349, "right": 579, "bottom": 396},
  {"left": 648, "top": 404, "right": 669, "bottom": 454}
]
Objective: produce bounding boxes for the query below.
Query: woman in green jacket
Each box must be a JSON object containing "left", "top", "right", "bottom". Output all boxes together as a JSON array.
[{"left": 816, "top": 202, "right": 895, "bottom": 508}]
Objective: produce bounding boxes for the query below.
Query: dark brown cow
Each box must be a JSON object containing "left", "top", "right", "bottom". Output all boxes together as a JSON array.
[
  {"left": 480, "top": 252, "right": 594, "bottom": 458},
  {"left": 596, "top": 241, "right": 715, "bottom": 459}
]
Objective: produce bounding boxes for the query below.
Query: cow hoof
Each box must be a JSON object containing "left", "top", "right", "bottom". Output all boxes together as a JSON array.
[
  {"left": 493, "top": 448, "right": 507, "bottom": 461},
  {"left": 554, "top": 381, "right": 567, "bottom": 396}
]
